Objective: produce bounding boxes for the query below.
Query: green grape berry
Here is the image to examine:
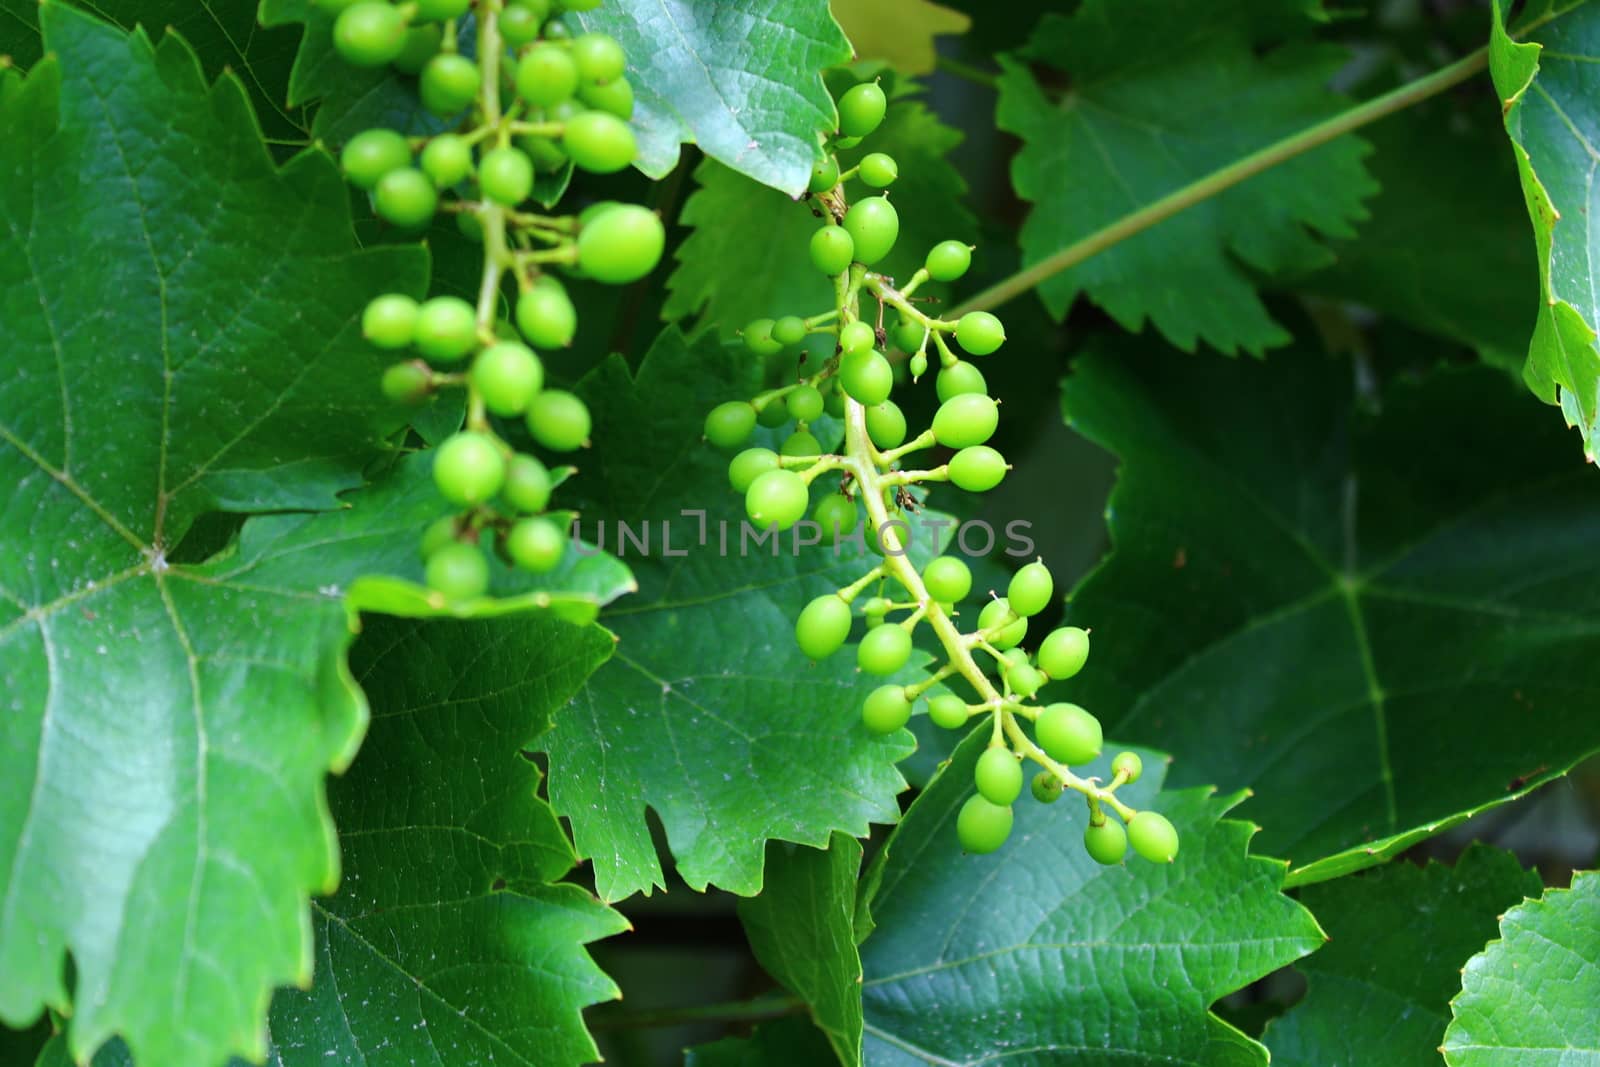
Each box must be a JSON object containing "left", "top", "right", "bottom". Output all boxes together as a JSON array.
[
  {"left": 823, "top": 384, "right": 846, "bottom": 418},
  {"left": 949, "top": 445, "right": 1008, "bottom": 492},
  {"left": 341, "top": 128, "right": 411, "bottom": 189},
  {"left": 381, "top": 361, "right": 431, "bottom": 404},
  {"left": 515, "top": 279, "right": 578, "bottom": 348},
  {"left": 471, "top": 342, "right": 543, "bottom": 416},
  {"left": 840, "top": 349, "right": 893, "bottom": 406},
  {"left": 420, "top": 133, "right": 472, "bottom": 187},
  {"left": 571, "top": 32, "right": 626, "bottom": 83},
  {"left": 773, "top": 315, "right": 808, "bottom": 346},
  {"left": 1112, "top": 751, "right": 1143, "bottom": 784},
  {"left": 374, "top": 167, "right": 438, "bottom": 228},
  {"left": 857, "top": 623, "right": 911, "bottom": 675},
  {"left": 1128, "top": 811, "right": 1179, "bottom": 863},
  {"left": 743, "top": 318, "right": 783, "bottom": 356},
  {"left": 426, "top": 541, "right": 489, "bottom": 599},
  {"left": 862, "top": 685, "right": 912, "bottom": 734},
  {"left": 862, "top": 596, "right": 890, "bottom": 626},
  {"left": 842, "top": 196, "right": 899, "bottom": 265},
  {"left": 433, "top": 432, "right": 506, "bottom": 506},
  {"left": 937, "top": 361, "right": 988, "bottom": 401},
  {"left": 563, "top": 111, "right": 636, "bottom": 173},
  {"left": 925, "top": 240, "right": 972, "bottom": 282},
  {"left": 580, "top": 76, "right": 635, "bottom": 118},
  {"left": 975, "top": 746, "right": 1023, "bottom": 805},
  {"left": 419, "top": 515, "right": 459, "bottom": 559},
  {"left": 394, "top": 23, "right": 443, "bottom": 74},
  {"left": 956, "top": 310, "right": 1006, "bottom": 356},
  {"left": 363, "top": 293, "right": 419, "bottom": 349},
  {"left": 866, "top": 401, "right": 907, "bottom": 449},
  {"left": 479, "top": 146, "right": 535, "bottom": 205},
  {"left": 956, "top": 794, "right": 1013, "bottom": 854},
  {"left": 1006, "top": 662, "right": 1044, "bottom": 698},
  {"left": 1031, "top": 771, "right": 1064, "bottom": 804},
  {"left": 1084, "top": 820, "right": 1128, "bottom": 865},
  {"left": 858, "top": 152, "right": 898, "bottom": 188},
  {"left": 415, "top": 0, "right": 471, "bottom": 19},
  {"left": 927, "top": 693, "right": 969, "bottom": 730},
  {"left": 788, "top": 385, "right": 824, "bottom": 423},
  {"left": 892, "top": 319, "right": 925, "bottom": 354},
  {"left": 705, "top": 401, "right": 758, "bottom": 449},
  {"left": 977, "top": 597, "right": 1027, "bottom": 649},
  {"left": 810, "top": 225, "right": 854, "bottom": 276},
  {"left": 837, "top": 81, "right": 887, "bottom": 138},
  {"left": 931, "top": 393, "right": 998, "bottom": 448},
  {"left": 745, "top": 468, "right": 809, "bottom": 529},
  {"left": 756, "top": 397, "right": 789, "bottom": 428},
  {"left": 503, "top": 453, "right": 553, "bottom": 513},
  {"left": 507, "top": 516, "right": 566, "bottom": 572},
  {"left": 413, "top": 296, "right": 478, "bottom": 362},
  {"left": 796, "top": 594, "right": 852, "bottom": 659},
  {"left": 809, "top": 154, "right": 840, "bottom": 194},
  {"left": 728, "top": 447, "right": 779, "bottom": 491},
  {"left": 517, "top": 44, "right": 579, "bottom": 106},
  {"left": 577, "top": 204, "right": 665, "bottom": 283},
  {"left": 1007, "top": 561, "right": 1054, "bottom": 617},
  {"left": 500, "top": 3, "right": 543, "bottom": 46},
  {"left": 1036, "top": 702, "right": 1102, "bottom": 766},
  {"left": 813, "top": 492, "right": 858, "bottom": 541},
  {"left": 922, "top": 556, "right": 971, "bottom": 603},
  {"left": 420, "top": 54, "right": 481, "bottom": 115},
  {"left": 333, "top": 2, "right": 406, "bottom": 67},
  {"left": 526, "top": 390, "right": 591, "bottom": 451},
  {"left": 780, "top": 430, "right": 820, "bottom": 458},
  {"left": 1038, "top": 626, "right": 1090, "bottom": 679},
  {"left": 840, "top": 320, "right": 876, "bottom": 354}
]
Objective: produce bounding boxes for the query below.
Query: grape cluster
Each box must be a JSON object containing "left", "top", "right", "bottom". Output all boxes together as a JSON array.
[
  {"left": 702, "top": 81, "right": 1179, "bottom": 864},
  {"left": 323, "top": 0, "right": 664, "bottom": 600}
]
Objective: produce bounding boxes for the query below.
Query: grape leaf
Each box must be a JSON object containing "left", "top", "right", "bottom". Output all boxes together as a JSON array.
[
  {"left": 665, "top": 83, "right": 974, "bottom": 336},
  {"left": 539, "top": 327, "right": 938, "bottom": 901},
  {"left": 739, "top": 833, "right": 865, "bottom": 1066},
  {"left": 686, "top": 1017, "right": 840, "bottom": 1066},
  {"left": 1059, "top": 338, "right": 1600, "bottom": 886},
  {"left": 859, "top": 731, "right": 1323, "bottom": 1066},
  {"left": 1442, "top": 869, "right": 1600, "bottom": 1066},
  {"left": 996, "top": 0, "right": 1375, "bottom": 355},
  {"left": 829, "top": 0, "right": 969, "bottom": 76},
  {"left": 571, "top": 0, "right": 852, "bottom": 192},
  {"left": 1489, "top": 0, "right": 1600, "bottom": 462},
  {"left": 1264, "top": 845, "right": 1543, "bottom": 1067}
]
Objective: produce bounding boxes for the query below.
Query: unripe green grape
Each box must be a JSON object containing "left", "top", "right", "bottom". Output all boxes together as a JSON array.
[
  {"left": 866, "top": 400, "right": 907, "bottom": 449},
  {"left": 823, "top": 383, "right": 846, "bottom": 418},
  {"left": 810, "top": 225, "right": 854, "bottom": 276},
  {"left": 813, "top": 492, "right": 858, "bottom": 542},
  {"left": 840, "top": 350, "right": 893, "bottom": 406},
  {"left": 809, "top": 154, "right": 840, "bottom": 194},
  {"left": 420, "top": 133, "right": 472, "bottom": 187},
  {"left": 1084, "top": 820, "right": 1128, "bottom": 865},
  {"left": 928, "top": 694, "right": 969, "bottom": 730},
  {"left": 420, "top": 54, "right": 481, "bottom": 115},
  {"left": 426, "top": 541, "right": 489, "bottom": 599},
  {"left": 1036, "top": 702, "right": 1102, "bottom": 765},
  {"left": 743, "top": 319, "right": 783, "bottom": 356},
  {"left": 500, "top": 4, "right": 543, "bottom": 46},
  {"left": 479, "top": 146, "right": 535, "bottom": 205},
  {"left": 975, "top": 746, "right": 1023, "bottom": 805},
  {"left": 577, "top": 204, "right": 664, "bottom": 283},
  {"left": 773, "top": 315, "right": 808, "bottom": 346},
  {"left": 796, "top": 595, "right": 852, "bottom": 659},
  {"left": 858, "top": 152, "right": 898, "bottom": 188},
  {"left": 1112, "top": 751, "right": 1143, "bottom": 784},
  {"left": 413, "top": 296, "right": 477, "bottom": 362},
  {"left": 937, "top": 360, "right": 988, "bottom": 401},
  {"left": 705, "top": 401, "right": 757, "bottom": 449},
  {"left": 925, "top": 240, "right": 972, "bottom": 282},
  {"left": 518, "top": 135, "right": 568, "bottom": 173},
  {"left": 503, "top": 453, "right": 553, "bottom": 513},
  {"left": 1002, "top": 647, "right": 1028, "bottom": 668},
  {"left": 922, "top": 557, "right": 971, "bottom": 603},
  {"left": 956, "top": 794, "right": 1013, "bottom": 854},
  {"left": 840, "top": 320, "right": 876, "bottom": 354},
  {"left": 517, "top": 44, "right": 579, "bottom": 106},
  {"left": 862, "top": 685, "right": 912, "bottom": 734},
  {"left": 949, "top": 445, "right": 1008, "bottom": 492},
  {"left": 543, "top": 14, "right": 575, "bottom": 34},
  {"left": 415, "top": 0, "right": 470, "bottom": 19},
  {"left": 507, "top": 516, "right": 566, "bottom": 572},
  {"left": 892, "top": 319, "right": 926, "bottom": 354},
  {"left": 956, "top": 310, "right": 1006, "bottom": 356},
  {"left": 837, "top": 81, "right": 887, "bottom": 138},
  {"left": 931, "top": 394, "right": 998, "bottom": 448},
  {"left": 1031, "top": 771, "right": 1064, "bottom": 804},
  {"left": 780, "top": 430, "right": 820, "bottom": 458},
  {"left": 580, "top": 75, "right": 635, "bottom": 119},
  {"left": 333, "top": 2, "right": 406, "bottom": 67},
  {"left": 909, "top": 352, "right": 928, "bottom": 379},
  {"left": 728, "top": 447, "right": 779, "bottom": 491},
  {"left": 457, "top": 210, "right": 484, "bottom": 243},
  {"left": 515, "top": 279, "right": 578, "bottom": 348},
  {"left": 341, "top": 128, "right": 411, "bottom": 189},
  {"left": 1038, "top": 626, "right": 1090, "bottom": 679},
  {"left": 471, "top": 342, "right": 543, "bottom": 416},
  {"left": 1008, "top": 561, "right": 1054, "bottom": 617},
  {"left": 381, "top": 361, "right": 431, "bottom": 404},
  {"left": 571, "top": 32, "right": 626, "bottom": 83},
  {"left": 977, "top": 597, "right": 1027, "bottom": 649},
  {"left": 513, "top": 0, "right": 554, "bottom": 15},
  {"left": 563, "top": 111, "right": 636, "bottom": 173},
  {"left": 363, "top": 293, "right": 419, "bottom": 349},
  {"left": 434, "top": 432, "right": 506, "bottom": 506},
  {"left": 419, "top": 515, "right": 459, "bottom": 559},
  {"left": 394, "top": 23, "right": 443, "bottom": 74},
  {"left": 861, "top": 596, "right": 890, "bottom": 626},
  {"left": 857, "top": 623, "right": 912, "bottom": 675},
  {"left": 745, "top": 468, "right": 809, "bottom": 529},
  {"left": 788, "top": 385, "right": 824, "bottom": 423},
  {"left": 374, "top": 168, "right": 438, "bottom": 228},
  {"left": 842, "top": 196, "right": 899, "bottom": 265},
  {"left": 1007, "top": 662, "right": 1044, "bottom": 698},
  {"left": 756, "top": 397, "right": 790, "bottom": 428},
  {"left": 1128, "top": 811, "right": 1179, "bottom": 863},
  {"left": 526, "top": 390, "right": 591, "bottom": 451}
]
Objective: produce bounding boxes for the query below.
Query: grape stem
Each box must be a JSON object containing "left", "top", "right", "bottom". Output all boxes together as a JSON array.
[{"left": 469, "top": 1, "right": 508, "bottom": 432}]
